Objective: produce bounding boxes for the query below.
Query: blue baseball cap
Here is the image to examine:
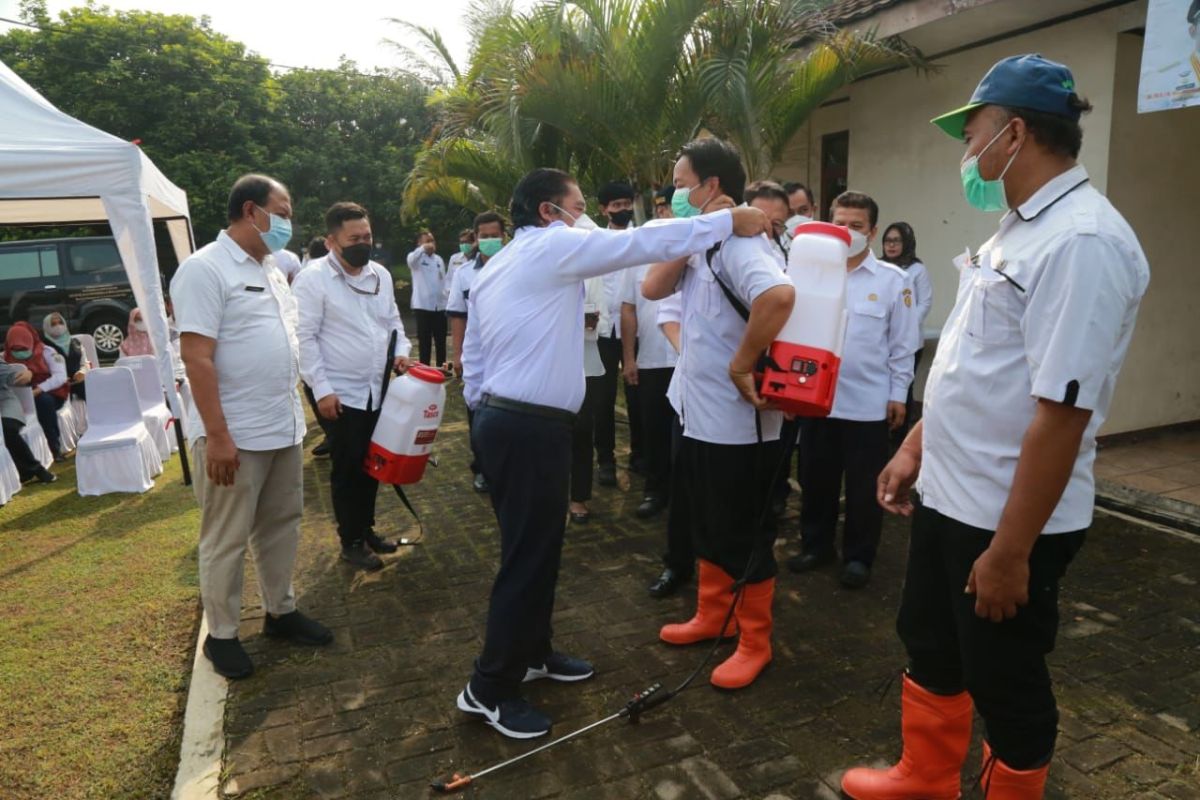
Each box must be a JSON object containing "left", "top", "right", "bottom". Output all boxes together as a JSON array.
[{"left": 931, "top": 54, "right": 1081, "bottom": 140}]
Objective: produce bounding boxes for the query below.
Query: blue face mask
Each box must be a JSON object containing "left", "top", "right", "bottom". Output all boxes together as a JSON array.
[
  {"left": 254, "top": 206, "right": 293, "bottom": 251},
  {"left": 671, "top": 183, "right": 712, "bottom": 219}
]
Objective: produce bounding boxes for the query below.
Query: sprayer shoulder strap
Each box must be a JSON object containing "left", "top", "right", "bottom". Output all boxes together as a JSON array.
[{"left": 705, "top": 242, "right": 750, "bottom": 323}]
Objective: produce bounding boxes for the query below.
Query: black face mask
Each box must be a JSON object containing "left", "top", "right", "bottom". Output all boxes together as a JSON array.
[
  {"left": 609, "top": 209, "right": 635, "bottom": 227},
  {"left": 340, "top": 243, "right": 372, "bottom": 268}
]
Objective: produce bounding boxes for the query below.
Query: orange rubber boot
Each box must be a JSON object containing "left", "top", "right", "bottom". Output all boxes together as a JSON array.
[
  {"left": 659, "top": 560, "right": 738, "bottom": 645},
  {"left": 979, "top": 742, "right": 1049, "bottom": 799},
  {"left": 840, "top": 675, "right": 973, "bottom": 800},
  {"left": 709, "top": 577, "right": 774, "bottom": 689}
]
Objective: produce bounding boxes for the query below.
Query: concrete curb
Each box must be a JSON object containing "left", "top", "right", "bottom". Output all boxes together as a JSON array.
[
  {"left": 171, "top": 616, "right": 227, "bottom": 800},
  {"left": 1095, "top": 479, "right": 1200, "bottom": 535}
]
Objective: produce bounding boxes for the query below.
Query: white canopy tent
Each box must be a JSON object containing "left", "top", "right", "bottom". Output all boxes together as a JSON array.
[{"left": 0, "top": 58, "right": 193, "bottom": 473}]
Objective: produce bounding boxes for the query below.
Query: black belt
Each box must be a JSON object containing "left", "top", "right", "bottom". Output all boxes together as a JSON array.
[{"left": 480, "top": 394, "right": 576, "bottom": 424}]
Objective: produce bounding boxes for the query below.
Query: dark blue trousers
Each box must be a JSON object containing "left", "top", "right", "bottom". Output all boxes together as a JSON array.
[{"left": 469, "top": 405, "right": 572, "bottom": 704}]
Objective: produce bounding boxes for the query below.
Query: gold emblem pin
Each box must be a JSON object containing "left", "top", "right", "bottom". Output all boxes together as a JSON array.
[
  {"left": 904, "top": 295, "right": 912, "bottom": 307},
  {"left": 868, "top": 293, "right": 878, "bottom": 301}
]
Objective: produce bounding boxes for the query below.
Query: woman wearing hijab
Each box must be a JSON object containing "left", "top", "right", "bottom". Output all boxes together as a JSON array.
[
  {"left": 4, "top": 321, "right": 69, "bottom": 460},
  {"left": 42, "top": 313, "right": 89, "bottom": 401},
  {"left": 880, "top": 222, "right": 932, "bottom": 436},
  {"left": 119, "top": 308, "right": 155, "bottom": 357}
]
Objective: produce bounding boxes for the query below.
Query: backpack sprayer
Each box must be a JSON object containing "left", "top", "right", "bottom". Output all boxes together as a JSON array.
[
  {"left": 362, "top": 331, "right": 447, "bottom": 542},
  {"left": 431, "top": 225, "right": 853, "bottom": 793}
]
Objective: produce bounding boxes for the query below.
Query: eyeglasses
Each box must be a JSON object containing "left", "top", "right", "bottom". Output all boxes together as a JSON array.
[{"left": 883, "top": 238, "right": 904, "bottom": 245}]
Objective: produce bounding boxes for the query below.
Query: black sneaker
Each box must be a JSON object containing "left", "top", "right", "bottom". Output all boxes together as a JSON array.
[
  {"left": 456, "top": 685, "right": 551, "bottom": 739},
  {"left": 33, "top": 468, "right": 57, "bottom": 484},
  {"left": 635, "top": 494, "right": 665, "bottom": 519},
  {"left": 263, "top": 610, "right": 334, "bottom": 646},
  {"left": 840, "top": 560, "right": 871, "bottom": 590},
  {"left": 341, "top": 541, "right": 383, "bottom": 571},
  {"left": 313, "top": 438, "right": 331, "bottom": 457},
  {"left": 787, "top": 550, "right": 834, "bottom": 573},
  {"left": 597, "top": 463, "right": 617, "bottom": 487},
  {"left": 364, "top": 529, "right": 398, "bottom": 554},
  {"left": 203, "top": 635, "right": 254, "bottom": 679},
  {"left": 523, "top": 652, "right": 594, "bottom": 683},
  {"left": 472, "top": 473, "right": 490, "bottom": 493}
]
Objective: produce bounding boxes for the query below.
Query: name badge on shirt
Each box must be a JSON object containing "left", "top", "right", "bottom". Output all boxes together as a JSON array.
[{"left": 244, "top": 285, "right": 266, "bottom": 293}]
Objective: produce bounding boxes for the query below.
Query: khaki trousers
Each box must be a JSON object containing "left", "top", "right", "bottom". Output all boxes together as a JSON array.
[{"left": 193, "top": 438, "right": 303, "bottom": 639}]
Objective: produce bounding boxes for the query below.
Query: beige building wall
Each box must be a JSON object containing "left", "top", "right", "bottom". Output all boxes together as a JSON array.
[
  {"left": 776, "top": 0, "right": 1197, "bottom": 433},
  {"left": 1104, "top": 32, "right": 1200, "bottom": 432}
]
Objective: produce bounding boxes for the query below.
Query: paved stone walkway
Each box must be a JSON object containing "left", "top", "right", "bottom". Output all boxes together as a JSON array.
[{"left": 217, "top": 392, "right": 1200, "bottom": 799}]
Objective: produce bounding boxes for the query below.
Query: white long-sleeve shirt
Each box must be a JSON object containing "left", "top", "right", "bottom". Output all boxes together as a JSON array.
[
  {"left": 292, "top": 254, "right": 411, "bottom": 411},
  {"left": 830, "top": 253, "right": 920, "bottom": 421},
  {"left": 406, "top": 247, "right": 447, "bottom": 311},
  {"left": 35, "top": 348, "right": 68, "bottom": 394},
  {"left": 462, "top": 211, "right": 735, "bottom": 413}
]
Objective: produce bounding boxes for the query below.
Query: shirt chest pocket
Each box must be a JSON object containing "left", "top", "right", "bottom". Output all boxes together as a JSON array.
[
  {"left": 965, "top": 276, "right": 1021, "bottom": 345},
  {"left": 695, "top": 267, "right": 723, "bottom": 320}
]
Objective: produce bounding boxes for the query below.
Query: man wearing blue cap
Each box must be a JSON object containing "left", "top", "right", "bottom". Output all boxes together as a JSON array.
[{"left": 841, "top": 55, "right": 1150, "bottom": 799}]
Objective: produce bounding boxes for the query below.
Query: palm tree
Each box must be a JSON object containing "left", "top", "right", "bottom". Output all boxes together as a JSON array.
[{"left": 396, "top": 0, "right": 924, "bottom": 220}]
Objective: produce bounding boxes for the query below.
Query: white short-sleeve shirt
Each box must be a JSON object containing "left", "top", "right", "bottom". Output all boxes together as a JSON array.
[
  {"left": 917, "top": 165, "right": 1150, "bottom": 533},
  {"left": 407, "top": 247, "right": 447, "bottom": 311},
  {"left": 621, "top": 264, "right": 677, "bottom": 371},
  {"left": 671, "top": 235, "right": 791, "bottom": 445},
  {"left": 170, "top": 231, "right": 306, "bottom": 451}
]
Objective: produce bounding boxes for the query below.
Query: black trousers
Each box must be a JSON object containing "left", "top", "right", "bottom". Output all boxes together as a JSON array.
[
  {"left": 470, "top": 405, "right": 573, "bottom": 704},
  {"left": 2, "top": 417, "right": 43, "bottom": 480},
  {"left": 302, "top": 383, "right": 335, "bottom": 439},
  {"left": 799, "top": 417, "right": 889, "bottom": 566},
  {"left": 637, "top": 367, "right": 674, "bottom": 498},
  {"left": 414, "top": 309, "right": 448, "bottom": 366},
  {"left": 675, "top": 435, "right": 781, "bottom": 583},
  {"left": 898, "top": 502, "right": 1085, "bottom": 769},
  {"left": 34, "top": 392, "right": 64, "bottom": 455},
  {"left": 465, "top": 407, "right": 481, "bottom": 476},
  {"left": 595, "top": 335, "right": 642, "bottom": 465},
  {"left": 774, "top": 418, "right": 802, "bottom": 507},
  {"left": 661, "top": 416, "right": 694, "bottom": 578},
  {"left": 570, "top": 376, "right": 602, "bottom": 503},
  {"left": 328, "top": 405, "right": 381, "bottom": 547}
]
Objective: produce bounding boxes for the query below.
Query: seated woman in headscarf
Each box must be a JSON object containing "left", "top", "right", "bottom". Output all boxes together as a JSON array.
[
  {"left": 119, "top": 308, "right": 155, "bottom": 358},
  {"left": 0, "top": 361, "right": 56, "bottom": 484},
  {"left": 4, "top": 321, "right": 69, "bottom": 461},
  {"left": 41, "top": 312, "right": 89, "bottom": 401}
]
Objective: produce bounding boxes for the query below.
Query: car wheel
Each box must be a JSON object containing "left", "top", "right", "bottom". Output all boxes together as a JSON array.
[{"left": 89, "top": 315, "right": 126, "bottom": 359}]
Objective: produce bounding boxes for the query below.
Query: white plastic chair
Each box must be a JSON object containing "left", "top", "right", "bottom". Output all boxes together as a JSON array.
[
  {"left": 14, "top": 386, "right": 53, "bottom": 468},
  {"left": 0, "top": 440, "right": 21, "bottom": 505},
  {"left": 116, "top": 355, "right": 174, "bottom": 460},
  {"left": 75, "top": 367, "right": 163, "bottom": 496},
  {"left": 56, "top": 401, "right": 78, "bottom": 452}
]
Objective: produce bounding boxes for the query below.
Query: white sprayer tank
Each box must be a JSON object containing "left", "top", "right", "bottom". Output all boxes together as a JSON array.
[{"left": 364, "top": 364, "right": 446, "bottom": 485}]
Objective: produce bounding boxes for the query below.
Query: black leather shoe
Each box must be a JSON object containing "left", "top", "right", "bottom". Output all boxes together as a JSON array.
[
  {"left": 473, "top": 473, "right": 490, "bottom": 493},
  {"left": 787, "top": 550, "right": 834, "bottom": 573},
  {"left": 33, "top": 467, "right": 57, "bottom": 484},
  {"left": 569, "top": 510, "right": 590, "bottom": 524},
  {"left": 263, "top": 610, "right": 333, "bottom": 646},
  {"left": 313, "top": 438, "right": 331, "bottom": 457},
  {"left": 203, "top": 635, "right": 254, "bottom": 679},
  {"left": 648, "top": 568, "right": 687, "bottom": 598},
  {"left": 597, "top": 463, "right": 617, "bottom": 487},
  {"left": 340, "top": 541, "right": 383, "bottom": 571},
  {"left": 629, "top": 455, "right": 646, "bottom": 476},
  {"left": 364, "top": 529, "right": 398, "bottom": 554},
  {"left": 840, "top": 560, "right": 871, "bottom": 589},
  {"left": 635, "top": 495, "right": 665, "bottom": 519}
]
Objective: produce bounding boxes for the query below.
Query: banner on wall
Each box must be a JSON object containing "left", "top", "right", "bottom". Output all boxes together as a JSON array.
[{"left": 1138, "top": 0, "right": 1200, "bottom": 113}]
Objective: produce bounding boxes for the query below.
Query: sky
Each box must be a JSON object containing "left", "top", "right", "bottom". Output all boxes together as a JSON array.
[{"left": 0, "top": 0, "right": 485, "bottom": 75}]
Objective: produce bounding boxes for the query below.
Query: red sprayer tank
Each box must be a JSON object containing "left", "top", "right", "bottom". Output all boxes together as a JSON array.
[
  {"left": 364, "top": 364, "right": 446, "bottom": 485},
  {"left": 760, "top": 222, "right": 850, "bottom": 417}
]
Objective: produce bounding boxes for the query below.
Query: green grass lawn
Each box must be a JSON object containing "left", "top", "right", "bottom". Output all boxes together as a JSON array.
[{"left": 0, "top": 457, "right": 201, "bottom": 800}]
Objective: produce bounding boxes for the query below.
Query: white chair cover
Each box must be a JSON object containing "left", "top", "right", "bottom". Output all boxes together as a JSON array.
[
  {"left": 70, "top": 395, "right": 88, "bottom": 437},
  {"left": 0, "top": 439, "right": 21, "bottom": 505},
  {"left": 116, "top": 354, "right": 174, "bottom": 460},
  {"left": 56, "top": 401, "right": 78, "bottom": 452},
  {"left": 14, "top": 386, "right": 53, "bottom": 468},
  {"left": 76, "top": 367, "right": 163, "bottom": 496},
  {"left": 73, "top": 333, "right": 100, "bottom": 370}
]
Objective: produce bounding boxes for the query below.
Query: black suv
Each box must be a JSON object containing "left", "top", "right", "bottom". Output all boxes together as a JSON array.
[{"left": 0, "top": 236, "right": 145, "bottom": 359}]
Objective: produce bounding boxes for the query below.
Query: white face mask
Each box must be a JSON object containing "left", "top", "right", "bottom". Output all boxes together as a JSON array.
[
  {"left": 134, "top": 320, "right": 148, "bottom": 332},
  {"left": 550, "top": 203, "right": 598, "bottom": 231},
  {"left": 48, "top": 324, "right": 68, "bottom": 337},
  {"left": 847, "top": 229, "right": 869, "bottom": 258}
]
